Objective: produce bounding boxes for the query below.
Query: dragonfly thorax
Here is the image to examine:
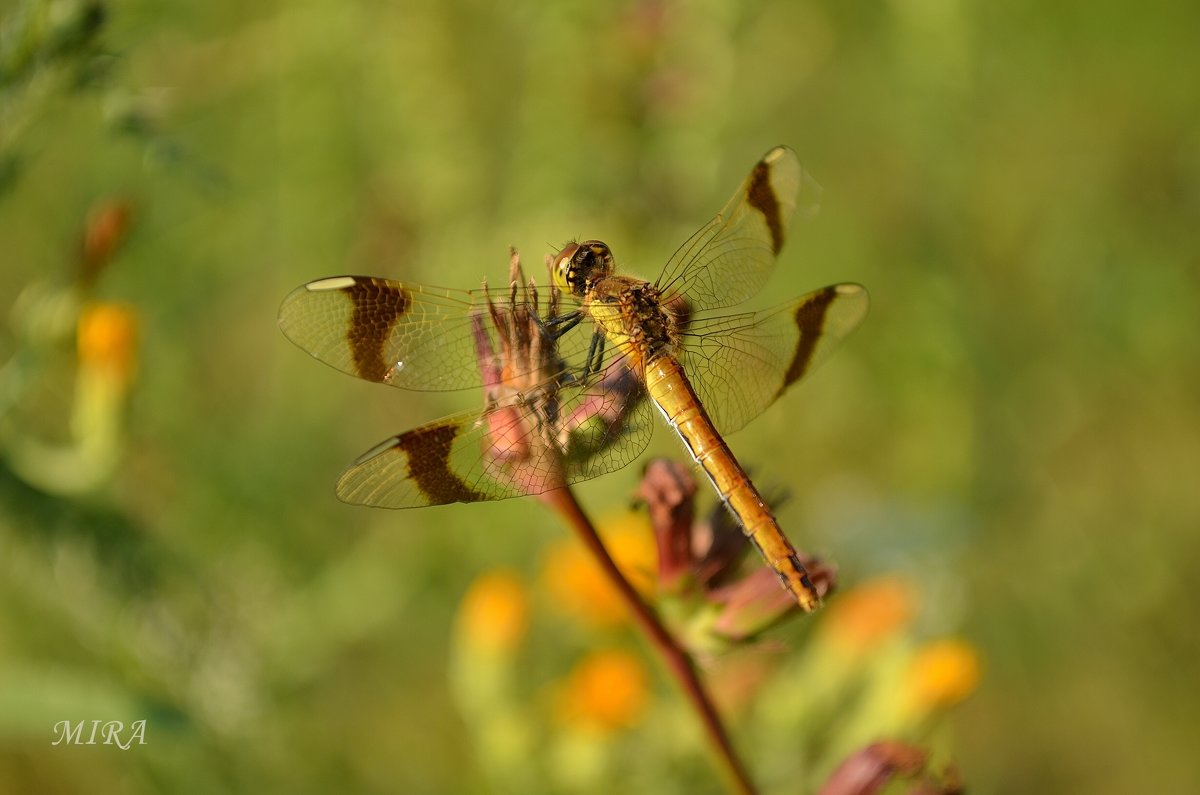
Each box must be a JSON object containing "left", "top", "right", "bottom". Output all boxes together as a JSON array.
[
  {"left": 553, "top": 240, "right": 615, "bottom": 297},
  {"left": 588, "top": 276, "right": 683, "bottom": 361}
]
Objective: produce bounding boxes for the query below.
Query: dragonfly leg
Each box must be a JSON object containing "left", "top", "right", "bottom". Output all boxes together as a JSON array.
[
  {"left": 532, "top": 309, "right": 600, "bottom": 386},
  {"left": 581, "top": 331, "right": 606, "bottom": 380},
  {"left": 535, "top": 392, "right": 560, "bottom": 428},
  {"left": 534, "top": 309, "right": 584, "bottom": 341}
]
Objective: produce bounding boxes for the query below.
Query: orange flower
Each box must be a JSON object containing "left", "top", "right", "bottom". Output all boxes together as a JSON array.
[
  {"left": 821, "top": 576, "right": 916, "bottom": 656},
  {"left": 556, "top": 649, "right": 649, "bottom": 732},
  {"left": 540, "top": 510, "right": 656, "bottom": 629},
  {"left": 456, "top": 569, "right": 529, "bottom": 656},
  {"left": 903, "top": 638, "right": 981, "bottom": 716},
  {"left": 77, "top": 302, "right": 138, "bottom": 387}
]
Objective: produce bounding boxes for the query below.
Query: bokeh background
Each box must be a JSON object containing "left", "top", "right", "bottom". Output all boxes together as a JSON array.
[{"left": 2, "top": 0, "right": 1198, "bottom": 793}]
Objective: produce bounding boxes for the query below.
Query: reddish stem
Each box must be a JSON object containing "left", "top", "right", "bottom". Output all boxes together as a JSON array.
[{"left": 539, "top": 486, "right": 758, "bottom": 795}]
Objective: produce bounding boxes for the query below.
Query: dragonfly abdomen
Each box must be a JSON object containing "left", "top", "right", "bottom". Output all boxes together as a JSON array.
[{"left": 644, "top": 354, "right": 821, "bottom": 612}]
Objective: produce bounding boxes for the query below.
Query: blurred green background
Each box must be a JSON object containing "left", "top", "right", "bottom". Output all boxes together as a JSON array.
[{"left": 2, "top": 0, "right": 1198, "bottom": 793}]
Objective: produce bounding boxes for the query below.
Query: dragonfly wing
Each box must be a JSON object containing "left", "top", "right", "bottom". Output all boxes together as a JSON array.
[
  {"left": 278, "top": 276, "right": 593, "bottom": 392},
  {"left": 678, "top": 283, "right": 869, "bottom": 436},
  {"left": 558, "top": 360, "right": 654, "bottom": 485},
  {"left": 336, "top": 365, "right": 654, "bottom": 508},
  {"left": 655, "top": 146, "right": 821, "bottom": 313}
]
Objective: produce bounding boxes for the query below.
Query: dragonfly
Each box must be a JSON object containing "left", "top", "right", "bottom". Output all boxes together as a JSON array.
[{"left": 278, "top": 147, "right": 868, "bottom": 611}]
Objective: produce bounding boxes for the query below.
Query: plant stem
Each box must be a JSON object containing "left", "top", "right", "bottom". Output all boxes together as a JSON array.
[{"left": 539, "top": 486, "right": 758, "bottom": 795}]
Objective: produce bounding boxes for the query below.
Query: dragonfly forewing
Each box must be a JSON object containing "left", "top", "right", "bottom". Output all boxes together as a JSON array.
[
  {"left": 656, "top": 146, "right": 822, "bottom": 313},
  {"left": 278, "top": 276, "right": 596, "bottom": 392}
]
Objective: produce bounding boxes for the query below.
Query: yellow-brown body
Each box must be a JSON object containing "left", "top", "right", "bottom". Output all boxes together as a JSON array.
[{"left": 583, "top": 271, "right": 820, "bottom": 611}]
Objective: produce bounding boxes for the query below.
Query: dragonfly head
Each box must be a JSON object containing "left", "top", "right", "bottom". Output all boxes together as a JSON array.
[{"left": 552, "top": 240, "right": 614, "bottom": 297}]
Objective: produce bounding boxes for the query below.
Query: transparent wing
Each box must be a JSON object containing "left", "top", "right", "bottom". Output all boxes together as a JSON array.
[
  {"left": 335, "top": 361, "right": 653, "bottom": 508},
  {"left": 655, "top": 146, "right": 821, "bottom": 313},
  {"left": 678, "top": 284, "right": 869, "bottom": 436},
  {"left": 278, "top": 276, "right": 594, "bottom": 392}
]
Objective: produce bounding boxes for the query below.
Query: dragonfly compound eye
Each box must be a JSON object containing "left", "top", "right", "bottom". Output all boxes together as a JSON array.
[
  {"left": 576, "top": 240, "right": 615, "bottom": 284},
  {"left": 553, "top": 240, "right": 614, "bottom": 296}
]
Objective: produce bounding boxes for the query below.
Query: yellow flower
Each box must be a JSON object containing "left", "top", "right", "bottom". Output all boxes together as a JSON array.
[
  {"left": 456, "top": 569, "right": 529, "bottom": 656},
  {"left": 820, "top": 576, "right": 916, "bottom": 657},
  {"left": 539, "top": 509, "right": 656, "bottom": 629},
  {"left": 77, "top": 302, "right": 138, "bottom": 387},
  {"left": 903, "top": 638, "right": 981, "bottom": 716},
  {"left": 556, "top": 649, "right": 649, "bottom": 733}
]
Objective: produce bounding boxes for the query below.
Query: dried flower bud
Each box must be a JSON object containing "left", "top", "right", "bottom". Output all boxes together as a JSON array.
[
  {"left": 818, "top": 741, "right": 928, "bottom": 795},
  {"left": 80, "top": 199, "right": 133, "bottom": 283},
  {"left": 636, "top": 458, "right": 696, "bottom": 589}
]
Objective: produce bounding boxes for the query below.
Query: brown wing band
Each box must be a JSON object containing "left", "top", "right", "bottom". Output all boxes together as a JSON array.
[
  {"left": 746, "top": 160, "right": 785, "bottom": 254},
  {"left": 396, "top": 423, "right": 488, "bottom": 505},
  {"left": 778, "top": 286, "right": 838, "bottom": 394},
  {"left": 345, "top": 279, "right": 410, "bottom": 381}
]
